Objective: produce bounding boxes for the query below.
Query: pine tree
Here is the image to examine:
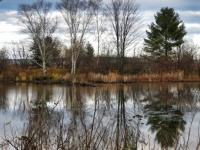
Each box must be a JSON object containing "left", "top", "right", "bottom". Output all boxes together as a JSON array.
[
  {"left": 85, "top": 42, "right": 94, "bottom": 58},
  {"left": 30, "top": 40, "right": 41, "bottom": 66},
  {"left": 30, "top": 36, "right": 61, "bottom": 67},
  {"left": 144, "top": 7, "right": 186, "bottom": 58}
]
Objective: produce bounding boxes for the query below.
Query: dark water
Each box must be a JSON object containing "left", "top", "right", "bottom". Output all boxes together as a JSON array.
[{"left": 0, "top": 82, "right": 200, "bottom": 149}]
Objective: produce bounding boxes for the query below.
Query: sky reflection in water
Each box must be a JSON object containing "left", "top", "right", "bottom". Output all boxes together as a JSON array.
[{"left": 0, "top": 83, "right": 200, "bottom": 149}]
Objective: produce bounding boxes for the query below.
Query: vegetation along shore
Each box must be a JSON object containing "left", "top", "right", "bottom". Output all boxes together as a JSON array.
[{"left": 0, "top": 0, "right": 199, "bottom": 85}]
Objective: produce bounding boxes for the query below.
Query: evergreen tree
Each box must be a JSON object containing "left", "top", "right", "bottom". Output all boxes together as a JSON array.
[
  {"left": 0, "top": 47, "right": 9, "bottom": 72},
  {"left": 30, "top": 40, "right": 41, "bottom": 66},
  {"left": 144, "top": 7, "right": 186, "bottom": 58},
  {"left": 85, "top": 42, "right": 94, "bottom": 58},
  {"left": 30, "top": 36, "right": 61, "bottom": 67}
]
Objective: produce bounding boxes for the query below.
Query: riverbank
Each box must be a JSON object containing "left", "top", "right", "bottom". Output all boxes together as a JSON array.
[{"left": 1, "top": 68, "right": 200, "bottom": 84}]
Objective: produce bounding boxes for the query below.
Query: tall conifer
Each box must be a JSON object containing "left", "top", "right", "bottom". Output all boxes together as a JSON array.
[{"left": 144, "top": 7, "right": 186, "bottom": 58}]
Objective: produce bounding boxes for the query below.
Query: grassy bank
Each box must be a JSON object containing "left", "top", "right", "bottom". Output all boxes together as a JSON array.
[{"left": 0, "top": 68, "right": 200, "bottom": 84}]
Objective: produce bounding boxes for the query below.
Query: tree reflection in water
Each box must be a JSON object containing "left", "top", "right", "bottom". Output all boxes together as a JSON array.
[
  {"left": 144, "top": 84, "right": 186, "bottom": 149},
  {"left": 1, "top": 83, "right": 200, "bottom": 149},
  {"left": 64, "top": 85, "right": 141, "bottom": 150},
  {"left": 2, "top": 85, "right": 144, "bottom": 149},
  {"left": 115, "top": 87, "right": 136, "bottom": 149},
  {"left": 145, "top": 104, "right": 186, "bottom": 149}
]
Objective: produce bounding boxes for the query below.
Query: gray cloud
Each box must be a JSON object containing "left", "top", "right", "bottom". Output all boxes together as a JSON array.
[
  {"left": 179, "top": 11, "right": 200, "bottom": 24},
  {"left": 185, "top": 23, "right": 200, "bottom": 34},
  {"left": 141, "top": 10, "right": 200, "bottom": 31},
  {"left": 0, "top": 0, "right": 60, "bottom": 10},
  {"left": 137, "top": 0, "right": 200, "bottom": 11},
  {"left": 0, "top": 10, "right": 18, "bottom": 24}
]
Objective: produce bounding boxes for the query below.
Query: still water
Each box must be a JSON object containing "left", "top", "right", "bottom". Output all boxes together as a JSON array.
[{"left": 0, "top": 82, "right": 200, "bottom": 149}]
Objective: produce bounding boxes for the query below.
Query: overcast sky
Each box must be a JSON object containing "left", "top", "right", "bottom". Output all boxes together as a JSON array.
[{"left": 0, "top": 0, "right": 200, "bottom": 54}]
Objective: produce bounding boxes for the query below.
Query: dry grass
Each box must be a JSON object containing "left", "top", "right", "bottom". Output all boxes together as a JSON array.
[
  {"left": 62, "top": 73, "right": 71, "bottom": 81},
  {"left": 88, "top": 72, "right": 136, "bottom": 83},
  {"left": 132, "top": 71, "right": 185, "bottom": 82},
  {"left": 87, "top": 71, "right": 186, "bottom": 83},
  {"left": 0, "top": 68, "right": 200, "bottom": 83},
  {"left": 87, "top": 72, "right": 122, "bottom": 83},
  {"left": 187, "top": 74, "right": 200, "bottom": 81}
]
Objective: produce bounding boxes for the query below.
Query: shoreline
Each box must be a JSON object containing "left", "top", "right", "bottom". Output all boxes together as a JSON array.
[
  {"left": 1, "top": 68, "right": 200, "bottom": 85},
  {"left": 1, "top": 78, "right": 200, "bottom": 86}
]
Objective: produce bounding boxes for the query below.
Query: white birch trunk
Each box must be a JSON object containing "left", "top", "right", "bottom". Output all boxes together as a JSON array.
[
  {"left": 42, "top": 58, "right": 47, "bottom": 77},
  {"left": 71, "top": 55, "right": 76, "bottom": 75}
]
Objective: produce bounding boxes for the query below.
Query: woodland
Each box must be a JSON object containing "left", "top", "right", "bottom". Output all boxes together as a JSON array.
[{"left": 0, "top": 0, "right": 199, "bottom": 83}]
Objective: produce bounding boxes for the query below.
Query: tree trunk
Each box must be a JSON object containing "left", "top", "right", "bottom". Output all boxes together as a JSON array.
[
  {"left": 71, "top": 54, "right": 76, "bottom": 75},
  {"left": 42, "top": 59, "right": 47, "bottom": 78}
]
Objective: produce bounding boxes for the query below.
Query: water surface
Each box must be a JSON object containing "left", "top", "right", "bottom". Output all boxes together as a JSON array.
[{"left": 0, "top": 82, "right": 200, "bottom": 149}]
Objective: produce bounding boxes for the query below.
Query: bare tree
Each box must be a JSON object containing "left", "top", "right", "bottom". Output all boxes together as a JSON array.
[
  {"left": 92, "top": 0, "right": 106, "bottom": 68},
  {"left": 57, "top": 0, "right": 94, "bottom": 75},
  {"left": 11, "top": 41, "right": 30, "bottom": 68},
  {"left": 106, "top": 0, "right": 142, "bottom": 74},
  {"left": 18, "top": 0, "right": 58, "bottom": 77}
]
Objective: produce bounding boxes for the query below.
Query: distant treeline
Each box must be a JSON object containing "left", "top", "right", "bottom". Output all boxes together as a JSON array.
[{"left": 1, "top": 54, "right": 200, "bottom": 76}]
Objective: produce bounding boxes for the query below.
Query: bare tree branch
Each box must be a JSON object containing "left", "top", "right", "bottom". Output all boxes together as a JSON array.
[{"left": 18, "top": 0, "right": 59, "bottom": 77}]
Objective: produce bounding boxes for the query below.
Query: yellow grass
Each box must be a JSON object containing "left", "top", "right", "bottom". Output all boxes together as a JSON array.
[
  {"left": 62, "top": 73, "right": 71, "bottom": 81},
  {"left": 0, "top": 68, "right": 199, "bottom": 83}
]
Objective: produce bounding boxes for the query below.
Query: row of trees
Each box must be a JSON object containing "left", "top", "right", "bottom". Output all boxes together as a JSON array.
[
  {"left": 15, "top": 0, "right": 142, "bottom": 76},
  {"left": 0, "top": 0, "right": 199, "bottom": 76}
]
